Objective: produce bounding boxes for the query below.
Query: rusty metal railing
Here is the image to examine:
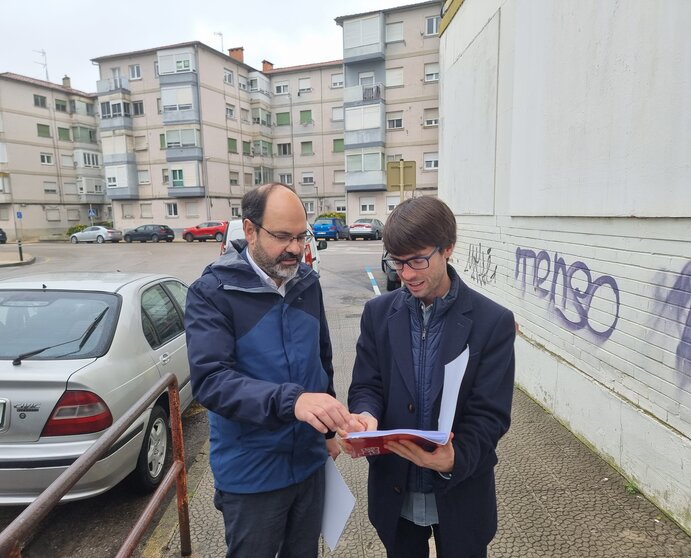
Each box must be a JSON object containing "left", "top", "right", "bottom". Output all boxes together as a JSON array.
[{"left": 0, "top": 373, "right": 191, "bottom": 557}]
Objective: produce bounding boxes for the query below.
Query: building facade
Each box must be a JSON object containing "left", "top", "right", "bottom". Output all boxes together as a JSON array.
[{"left": 0, "top": 73, "right": 104, "bottom": 241}]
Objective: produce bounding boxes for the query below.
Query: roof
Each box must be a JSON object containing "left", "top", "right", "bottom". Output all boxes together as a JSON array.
[
  {"left": 335, "top": 0, "right": 441, "bottom": 25},
  {"left": 0, "top": 272, "right": 174, "bottom": 293},
  {"left": 0, "top": 72, "right": 95, "bottom": 98},
  {"left": 266, "top": 60, "right": 343, "bottom": 75}
]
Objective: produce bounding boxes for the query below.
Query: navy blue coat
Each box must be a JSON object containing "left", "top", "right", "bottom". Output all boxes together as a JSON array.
[
  {"left": 348, "top": 269, "right": 515, "bottom": 556},
  {"left": 185, "top": 242, "right": 334, "bottom": 493}
]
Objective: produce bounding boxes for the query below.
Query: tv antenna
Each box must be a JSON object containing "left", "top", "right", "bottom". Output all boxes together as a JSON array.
[
  {"left": 214, "top": 32, "right": 224, "bottom": 53},
  {"left": 33, "top": 49, "right": 49, "bottom": 81}
]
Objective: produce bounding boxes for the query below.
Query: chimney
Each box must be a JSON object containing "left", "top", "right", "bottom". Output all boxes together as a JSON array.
[
  {"left": 62, "top": 75, "right": 71, "bottom": 89},
  {"left": 228, "top": 47, "right": 244, "bottom": 64},
  {"left": 262, "top": 60, "right": 274, "bottom": 73}
]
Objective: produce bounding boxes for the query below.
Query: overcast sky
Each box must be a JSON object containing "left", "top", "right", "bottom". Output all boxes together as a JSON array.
[{"left": 1, "top": 0, "right": 409, "bottom": 93}]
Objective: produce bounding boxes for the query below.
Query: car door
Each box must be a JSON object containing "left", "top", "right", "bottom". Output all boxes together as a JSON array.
[
  {"left": 140, "top": 281, "right": 191, "bottom": 410},
  {"left": 82, "top": 226, "right": 98, "bottom": 242}
]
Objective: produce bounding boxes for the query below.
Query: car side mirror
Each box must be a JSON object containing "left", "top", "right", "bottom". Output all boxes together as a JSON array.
[{"left": 317, "top": 240, "right": 327, "bottom": 251}]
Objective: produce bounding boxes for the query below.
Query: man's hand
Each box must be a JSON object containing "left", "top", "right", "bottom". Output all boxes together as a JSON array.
[
  {"left": 294, "top": 392, "right": 355, "bottom": 434},
  {"left": 338, "top": 413, "right": 378, "bottom": 457},
  {"left": 384, "top": 432, "right": 456, "bottom": 473},
  {"left": 326, "top": 437, "right": 340, "bottom": 460}
]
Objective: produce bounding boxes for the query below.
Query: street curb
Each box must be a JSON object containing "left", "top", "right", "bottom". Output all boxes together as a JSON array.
[
  {"left": 139, "top": 440, "right": 211, "bottom": 558},
  {"left": 0, "top": 255, "right": 35, "bottom": 268}
]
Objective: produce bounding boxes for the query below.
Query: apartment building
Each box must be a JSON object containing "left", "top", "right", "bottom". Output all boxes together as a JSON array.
[
  {"left": 0, "top": 73, "right": 104, "bottom": 241},
  {"left": 336, "top": 1, "right": 441, "bottom": 223}
]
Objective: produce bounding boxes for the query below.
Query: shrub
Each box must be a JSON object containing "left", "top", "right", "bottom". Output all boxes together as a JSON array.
[
  {"left": 66, "top": 224, "right": 87, "bottom": 237},
  {"left": 316, "top": 212, "right": 346, "bottom": 221}
]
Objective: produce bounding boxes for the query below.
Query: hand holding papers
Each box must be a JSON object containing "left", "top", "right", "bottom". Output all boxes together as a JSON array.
[{"left": 345, "top": 347, "right": 470, "bottom": 458}]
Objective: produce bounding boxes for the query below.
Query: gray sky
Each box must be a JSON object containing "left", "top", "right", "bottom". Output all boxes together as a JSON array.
[{"left": 1, "top": 0, "right": 409, "bottom": 93}]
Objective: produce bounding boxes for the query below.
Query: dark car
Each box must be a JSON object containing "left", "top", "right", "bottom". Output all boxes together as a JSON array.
[
  {"left": 381, "top": 249, "right": 402, "bottom": 291},
  {"left": 0, "top": 228, "right": 6, "bottom": 244},
  {"left": 183, "top": 221, "right": 228, "bottom": 242},
  {"left": 312, "top": 218, "right": 349, "bottom": 241},
  {"left": 123, "top": 224, "right": 175, "bottom": 243},
  {"left": 349, "top": 218, "right": 384, "bottom": 240}
]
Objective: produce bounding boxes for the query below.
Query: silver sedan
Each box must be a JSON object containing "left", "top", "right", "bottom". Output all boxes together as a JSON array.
[
  {"left": 70, "top": 226, "right": 123, "bottom": 244},
  {"left": 0, "top": 272, "right": 193, "bottom": 504}
]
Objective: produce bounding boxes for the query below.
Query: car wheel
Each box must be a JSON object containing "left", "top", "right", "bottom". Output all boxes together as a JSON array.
[
  {"left": 166, "top": 239, "right": 173, "bottom": 242},
  {"left": 151, "top": 234, "right": 159, "bottom": 243},
  {"left": 215, "top": 232, "right": 224, "bottom": 242},
  {"left": 96, "top": 235, "right": 104, "bottom": 244},
  {"left": 70, "top": 236, "right": 79, "bottom": 244},
  {"left": 124, "top": 235, "right": 132, "bottom": 243},
  {"left": 333, "top": 235, "right": 339, "bottom": 241},
  {"left": 184, "top": 233, "right": 194, "bottom": 242},
  {"left": 131, "top": 405, "right": 169, "bottom": 492}
]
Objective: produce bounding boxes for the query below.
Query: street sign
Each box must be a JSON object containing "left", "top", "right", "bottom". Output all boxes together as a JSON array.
[
  {"left": 88, "top": 208, "right": 97, "bottom": 218},
  {"left": 16, "top": 211, "right": 22, "bottom": 219},
  {"left": 386, "top": 160, "right": 416, "bottom": 192}
]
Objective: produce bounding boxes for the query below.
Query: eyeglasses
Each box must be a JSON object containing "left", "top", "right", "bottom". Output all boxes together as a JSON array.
[
  {"left": 251, "top": 221, "right": 314, "bottom": 245},
  {"left": 383, "top": 246, "right": 441, "bottom": 271}
]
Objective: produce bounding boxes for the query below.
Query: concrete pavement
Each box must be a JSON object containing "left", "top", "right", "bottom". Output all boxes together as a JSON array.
[{"left": 0, "top": 244, "right": 34, "bottom": 267}]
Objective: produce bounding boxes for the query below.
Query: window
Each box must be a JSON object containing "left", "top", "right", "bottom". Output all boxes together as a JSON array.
[
  {"left": 386, "top": 22, "right": 403, "bottom": 43},
  {"left": 386, "top": 67, "right": 403, "bottom": 87},
  {"left": 185, "top": 201, "right": 199, "bottom": 218},
  {"left": 224, "top": 69, "right": 234, "bottom": 85},
  {"left": 58, "top": 127, "right": 71, "bottom": 141},
  {"left": 248, "top": 78, "right": 258, "bottom": 92},
  {"left": 301, "top": 141, "right": 313, "bottom": 156},
  {"left": 165, "top": 129, "right": 199, "bottom": 148},
  {"left": 175, "top": 58, "right": 191, "bottom": 72},
  {"left": 332, "top": 106, "right": 344, "bottom": 122},
  {"left": 61, "top": 154, "right": 73, "bottom": 167},
  {"left": 141, "top": 285, "right": 184, "bottom": 348},
  {"left": 333, "top": 138, "right": 344, "bottom": 153},
  {"left": 55, "top": 99, "right": 67, "bottom": 112},
  {"left": 251, "top": 108, "right": 271, "bottom": 126},
  {"left": 331, "top": 73, "right": 344, "bottom": 88},
  {"left": 300, "top": 110, "right": 312, "bottom": 125},
  {"left": 303, "top": 200, "right": 315, "bottom": 214},
  {"left": 37, "top": 124, "right": 51, "bottom": 138},
  {"left": 244, "top": 172, "right": 253, "bottom": 186},
  {"left": 72, "top": 126, "right": 97, "bottom": 143},
  {"left": 277, "top": 143, "right": 291, "bottom": 156},
  {"left": 34, "top": 94, "right": 47, "bottom": 108},
  {"left": 45, "top": 208, "right": 61, "bottom": 221},
  {"left": 275, "top": 81, "right": 289, "bottom": 95},
  {"left": 229, "top": 171, "right": 239, "bottom": 185},
  {"left": 166, "top": 202, "right": 179, "bottom": 217},
  {"left": 161, "top": 86, "right": 193, "bottom": 112},
  {"left": 343, "top": 16, "right": 380, "bottom": 49},
  {"left": 241, "top": 108, "right": 250, "bottom": 122},
  {"left": 424, "top": 152, "right": 439, "bottom": 170},
  {"left": 347, "top": 151, "right": 384, "bottom": 172},
  {"left": 238, "top": 75, "right": 248, "bottom": 91},
  {"left": 424, "top": 108, "right": 439, "bottom": 126},
  {"left": 154, "top": 61, "right": 159, "bottom": 77},
  {"left": 162, "top": 168, "right": 169, "bottom": 184},
  {"left": 138, "top": 169, "right": 150, "bottom": 184},
  {"left": 133, "top": 101, "right": 145, "bottom": 116},
  {"left": 83, "top": 152, "right": 100, "bottom": 167},
  {"left": 279, "top": 173, "right": 293, "bottom": 185},
  {"left": 242, "top": 141, "right": 251, "bottom": 155},
  {"left": 140, "top": 203, "right": 153, "bottom": 218},
  {"left": 121, "top": 203, "right": 134, "bottom": 218},
  {"left": 160, "top": 133, "right": 166, "bottom": 150},
  {"left": 231, "top": 206, "right": 241, "bottom": 218},
  {"left": 335, "top": 200, "right": 346, "bottom": 212},
  {"left": 134, "top": 135, "right": 148, "bottom": 150},
  {"left": 252, "top": 140, "right": 272, "bottom": 157},
  {"left": 387, "top": 111, "right": 403, "bottom": 129},
  {"left": 157, "top": 98, "right": 162, "bottom": 113},
  {"left": 298, "top": 77, "right": 311, "bottom": 94},
  {"left": 345, "top": 105, "right": 380, "bottom": 130},
  {"left": 426, "top": 15, "right": 441, "bottom": 36},
  {"left": 43, "top": 181, "right": 57, "bottom": 193},
  {"left": 171, "top": 169, "right": 184, "bottom": 187},
  {"left": 107, "top": 176, "right": 118, "bottom": 188},
  {"left": 225, "top": 104, "right": 235, "bottom": 119},
  {"left": 360, "top": 196, "right": 375, "bottom": 213},
  {"left": 227, "top": 137, "right": 238, "bottom": 153},
  {"left": 40, "top": 152, "right": 53, "bottom": 165},
  {"left": 67, "top": 208, "right": 80, "bottom": 221},
  {"left": 387, "top": 195, "right": 399, "bottom": 212},
  {"left": 276, "top": 112, "right": 290, "bottom": 126},
  {"left": 301, "top": 172, "right": 314, "bottom": 185},
  {"left": 424, "top": 63, "right": 440, "bottom": 82},
  {"left": 100, "top": 102, "right": 111, "bottom": 118},
  {"left": 333, "top": 170, "right": 345, "bottom": 184},
  {"left": 359, "top": 71, "right": 375, "bottom": 86},
  {"left": 129, "top": 64, "right": 141, "bottom": 80}
]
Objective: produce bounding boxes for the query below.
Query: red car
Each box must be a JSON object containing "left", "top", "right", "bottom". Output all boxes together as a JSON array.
[{"left": 183, "top": 221, "right": 228, "bottom": 242}]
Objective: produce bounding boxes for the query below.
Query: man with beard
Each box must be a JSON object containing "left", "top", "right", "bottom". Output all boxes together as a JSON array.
[{"left": 185, "top": 183, "right": 357, "bottom": 558}]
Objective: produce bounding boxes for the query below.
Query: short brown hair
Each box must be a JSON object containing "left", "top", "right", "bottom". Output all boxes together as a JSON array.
[{"left": 383, "top": 196, "right": 456, "bottom": 256}]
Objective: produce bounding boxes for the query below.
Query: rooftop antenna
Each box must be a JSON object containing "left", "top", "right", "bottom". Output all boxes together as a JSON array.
[
  {"left": 214, "top": 32, "right": 224, "bottom": 53},
  {"left": 33, "top": 49, "right": 49, "bottom": 82}
]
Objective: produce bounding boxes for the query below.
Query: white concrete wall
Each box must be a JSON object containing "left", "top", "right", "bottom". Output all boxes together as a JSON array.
[{"left": 439, "top": 0, "right": 691, "bottom": 531}]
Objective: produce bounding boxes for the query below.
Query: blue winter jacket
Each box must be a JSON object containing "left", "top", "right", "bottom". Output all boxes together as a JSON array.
[{"left": 184, "top": 240, "right": 334, "bottom": 493}]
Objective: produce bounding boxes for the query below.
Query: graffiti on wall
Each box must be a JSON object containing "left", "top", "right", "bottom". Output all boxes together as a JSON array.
[
  {"left": 515, "top": 247, "right": 620, "bottom": 339},
  {"left": 464, "top": 243, "right": 497, "bottom": 286},
  {"left": 651, "top": 261, "right": 691, "bottom": 380}
]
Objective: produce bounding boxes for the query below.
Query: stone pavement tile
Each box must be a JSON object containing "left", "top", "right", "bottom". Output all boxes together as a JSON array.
[{"left": 490, "top": 505, "right": 543, "bottom": 558}]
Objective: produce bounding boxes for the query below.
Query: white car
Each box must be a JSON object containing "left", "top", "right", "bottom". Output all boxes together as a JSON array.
[
  {"left": 220, "top": 219, "right": 326, "bottom": 273},
  {"left": 0, "top": 272, "right": 193, "bottom": 504},
  {"left": 70, "top": 226, "right": 123, "bottom": 244}
]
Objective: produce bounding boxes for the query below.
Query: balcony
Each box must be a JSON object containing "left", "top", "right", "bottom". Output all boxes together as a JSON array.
[
  {"left": 168, "top": 185, "right": 206, "bottom": 198},
  {"left": 344, "top": 127, "right": 385, "bottom": 148},
  {"left": 79, "top": 192, "right": 107, "bottom": 204},
  {"left": 343, "top": 83, "right": 384, "bottom": 104},
  {"left": 97, "top": 77, "right": 130, "bottom": 94},
  {"left": 345, "top": 170, "right": 386, "bottom": 192},
  {"left": 166, "top": 146, "right": 203, "bottom": 162},
  {"left": 100, "top": 115, "right": 133, "bottom": 131}
]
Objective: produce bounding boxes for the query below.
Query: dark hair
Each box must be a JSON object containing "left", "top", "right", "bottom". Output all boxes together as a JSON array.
[
  {"left": 383, "top": 196, "right": 456, "bottom": 256},
  {"left": 241, "top": 182, "right": 301, "bottom": 225}
]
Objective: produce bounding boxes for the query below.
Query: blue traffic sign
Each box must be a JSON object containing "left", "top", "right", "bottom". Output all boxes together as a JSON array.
[
  {"left": 16, "top": 211, "right": 22, "bottom": 219},
  {"left": 88, "top": 208, "right": 97, "bottom": 218}
]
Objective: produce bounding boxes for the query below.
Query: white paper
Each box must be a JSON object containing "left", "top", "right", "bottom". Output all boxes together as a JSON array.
[
  {"left": 437, "top": 346, "right": 470, "bottom": 438},
  {"left": 321, "top": 458, "right": 355, "bottom": 551}
]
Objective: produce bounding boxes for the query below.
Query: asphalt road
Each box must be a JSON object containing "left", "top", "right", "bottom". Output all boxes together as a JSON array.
[{"left": 0, "top": 238, "right": 387, "bottom": 557}]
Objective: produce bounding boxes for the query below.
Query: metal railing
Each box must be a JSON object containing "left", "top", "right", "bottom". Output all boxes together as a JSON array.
[{"left": 0, "top": 373, "right": 191, "bottom": 558}]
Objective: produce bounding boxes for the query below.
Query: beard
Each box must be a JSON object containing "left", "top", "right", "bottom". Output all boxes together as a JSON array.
[{"left": 252, "top": 239, "right": 302, "bottom": 283}]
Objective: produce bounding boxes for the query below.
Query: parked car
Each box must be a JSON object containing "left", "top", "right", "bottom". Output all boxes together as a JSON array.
[
  {"left": 183, "top": 221, "right": 228, "bottom": 243},
  {"left": 0, "top": 228, "right": 6, "bottom": 244},
  {"left": 0, "top": 272, "right": 193, "bottom": 504},
  {"left": 69, "top": 225, "right": 123, "bottom": 244},
  {"left": 381, "top": 249, "right": 402, "bottom": 291},
  {"left": 312, "top": 218, "right": 349, "bottom": 241},
  {"left": 349, "top": 218, "right": 384, "bottom": 240},
  {"left": 220, "top": 220, "right": 327, "bottom": 273},
  {"left": 123, "top": 224, "right": 175, "bottom": 243}
]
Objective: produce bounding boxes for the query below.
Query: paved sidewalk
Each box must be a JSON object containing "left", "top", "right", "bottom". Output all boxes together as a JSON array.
[
  {"left": 0, "top": 245, "right": 34, "bottom": 267},
  {"left": 139, "top": 307, "right": 691, "bottom": 558}
]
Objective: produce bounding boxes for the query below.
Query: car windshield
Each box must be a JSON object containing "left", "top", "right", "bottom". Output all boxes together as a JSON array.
[
  {"left": 355, "top": 219, "right": 373, "bottom": 224},
  {"left": 314, "top": 219, "right": 332, "bottom": 225},
  {"left": 0, "top": 291, "right": 120, "bottom": 360}
]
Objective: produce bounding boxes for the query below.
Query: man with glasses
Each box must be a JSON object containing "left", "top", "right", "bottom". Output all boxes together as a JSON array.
[
  {"left": 345, "top": 196, "right": 515, "bottom": 558},
  {"left": 185, "top": 183, "right": 358, "bottom": 558}
]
